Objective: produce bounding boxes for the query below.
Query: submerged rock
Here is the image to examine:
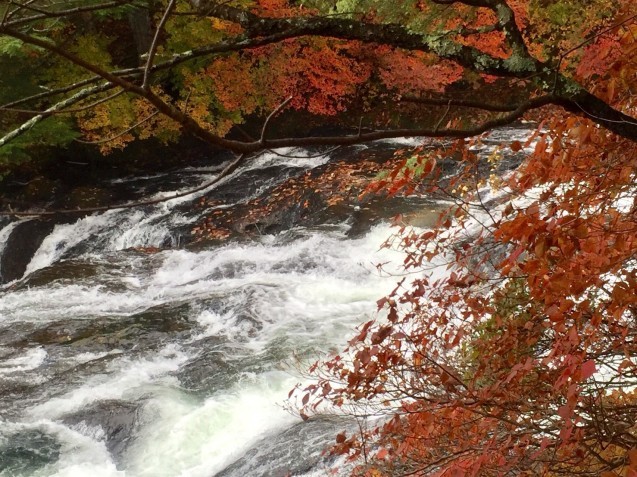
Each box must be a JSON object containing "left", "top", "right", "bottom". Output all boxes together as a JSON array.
[
  {"left": 62, "top": 400, "right": 141, "bottom": 462},
  {"left": 217, "top": 416, "right": 355, "bottom": 477},
  {"left": 192, "top": 145, "right": 405, "bottom": 241},
  {"left": 0, "top": 429, "right": 60, "bottom": 474}
]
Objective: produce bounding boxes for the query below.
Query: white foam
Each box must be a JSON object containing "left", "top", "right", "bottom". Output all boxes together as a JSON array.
[
  {"left": 1, "top": 129, "right": 549, "bottom": 476},
  {"left": 24, "top": 212, "right": 118, "bottom": 275},
  {"left": 244, "top": 149, "right": 331, "bottom": 170},
  {"left": 0, "top": 284, "right": 150, "bottom": 323},
  {"left": 0, "top": 347, "right": 47, "bottom": 374},
  {"left": 66, "top": 350, "right": 123, "bottom": 365},
  {"left": 27, "top": 344, "right": 188, "bottom": 420},
  {"left": 0, "top": 220, "right": 24, "bottom": 263},
  {"left": 125, "top": 371, "right": 298, "bottom": 477}
]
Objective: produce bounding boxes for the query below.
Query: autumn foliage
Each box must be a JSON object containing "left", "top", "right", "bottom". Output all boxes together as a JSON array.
[
  {"left": 294, "top": 2, "right": 637, "bottom": 475},
  {"left": 2, "top": 0, "right": 637, "bottom": 473}
]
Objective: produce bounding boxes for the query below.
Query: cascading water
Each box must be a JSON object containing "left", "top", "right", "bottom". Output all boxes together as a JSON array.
[
  {"left": 0, "top": 144, "right": 429, "bottom": 477},
  {"left": 0, "top": 128, "right": 531, "bottom": 477}
]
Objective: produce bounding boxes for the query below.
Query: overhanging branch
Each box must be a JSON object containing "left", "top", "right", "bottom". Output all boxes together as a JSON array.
[
  {"left": 5, "top": 0, "right": 136, "bottom": 28},
  {"left": 0, "top": 82, "right": 114, "bottom": 148},
  {"left": 2, "top": 1, "right": 637, "bottom": 152}
]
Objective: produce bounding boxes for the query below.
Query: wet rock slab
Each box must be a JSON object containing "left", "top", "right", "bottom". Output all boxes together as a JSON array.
[
  {"left": 217, "top": 416, "right": 356, "bottom": 477},
  {"left": 62, "top": 400, "right": 142, "bottom": 463},
  {"left": 0, "top": 219, "right": 57, "bottom": 283}
]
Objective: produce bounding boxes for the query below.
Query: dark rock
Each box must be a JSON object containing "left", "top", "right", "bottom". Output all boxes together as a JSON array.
[
  {"left": 22, "top": 176, "right": 62, "bottom": 203},
  {"left": 15, "top": 259, "right": 101, "bottom": 289},
  {"left": 22, "top": 303, "right": 193, "bottom": 351},
  {"left": 0, "top": 219, "right": 56, "bottom": 283},
  {"left": 63, "top": 186, "right": 113, "bottom": 209},
  {"left": 216, "top": 417, "right": 355, "bottom": 477},
  {"left": 192, "top": 146, "right": 401, "bottom": 241},
  {"left": 62, "top": 400, "right": 141, "bottom": 462},
  {"left": 177, "top": 344, "right": 237, "bottom": 394}
]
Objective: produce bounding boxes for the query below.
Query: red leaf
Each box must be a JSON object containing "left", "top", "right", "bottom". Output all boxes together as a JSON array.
[
  {"left": 557, "top": 404, "right": 571, "bottom": 419},
  {"left": 581, "top": 360, "right": 596, "bottom": 379}
]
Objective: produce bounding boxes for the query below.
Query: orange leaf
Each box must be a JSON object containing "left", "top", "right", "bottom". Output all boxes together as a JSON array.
[
  {"left": 376, "top": 448, "right": 389, "bottom": 459},
  {"left": 628, "top": 447, "right": 637, "bottom": 468}
]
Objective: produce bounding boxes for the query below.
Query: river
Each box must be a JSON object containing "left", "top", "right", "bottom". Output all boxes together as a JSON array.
[{"left": 0, "top": 128, "right": 531, "bottom": 477}]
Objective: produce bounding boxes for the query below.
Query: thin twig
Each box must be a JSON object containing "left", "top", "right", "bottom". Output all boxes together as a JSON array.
[
  {"left": 0, "top": 90, "right": 124, "bottom": 116},
  {"left": 6, "top": 0, "right": 132, "bottom": 28},
  {"left": 401, "top": 96, "right": 524, "bottom": 112},
  {"left": 0, "top": 153, "right": 249, "bottom": 217},
  {"left": 259, "top": 96, "right": 293, "bottom": 144},
  {"left": 434, "top": 100, "right": 452, "bottom": 132},
  {"left": 553, "top": 12, "right": 637, "bottom": 92},
  {"left": 1, "top": 77, "right": 112, "bottom": 110},
  {"left": 74, "top": 110, "right": 159, "bottom": 145},
  {"left": 1, "top": 2, "right": 10, "bottom": 25},
  {"left": 8, "top": 0, "right": 50, "bottom": 17},
  {"left": 142, "top": 0, "right": 176, "bottom": 90}
]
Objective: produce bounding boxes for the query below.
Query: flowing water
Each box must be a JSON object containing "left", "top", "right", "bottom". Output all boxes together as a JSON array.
[
  {"left": 0, "top": 143, "right": 435, "bottom": 477},
  {"left": 0, "top": 128, "right": 532, "bottom": 477}
]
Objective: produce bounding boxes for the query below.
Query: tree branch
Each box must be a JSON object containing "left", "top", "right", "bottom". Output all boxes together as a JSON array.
[
  {"left": 0, "top": 90, "right": 124, "bottom": 116},
  {"left": 260, "top": 96, "right": 292, "bottom": 144},
  {"left": 253, "top": 95, "right": 558, "bottom": 149},
  {"left": 3, "top": 1, "right": 637, "bottom": 153},
  {"left": 74, "top": 109, "right": 159, "bottom": 145},
  {"left": 192, "top": 3, "right": 637, "bottom": 141},
  {"left": 6, "top": 0, "right": 135, "bottom": 28},
  {"left": 197, "top": 2, "right": 532, "bottom": 78},
  {"left": 142, "top": 0, "right": 175, "bottom": 90},
  {"left": 1, "top": 76, "right": 117, "bottom": 110},
  {"left": 0, "top": 82, "right": 114, "bottom": 148},
  {"left": 0, "top": 25, "right": 246, "bottom": 151},
  {"left": 401, "top": 96, "right": 525, "bottom": 112}
]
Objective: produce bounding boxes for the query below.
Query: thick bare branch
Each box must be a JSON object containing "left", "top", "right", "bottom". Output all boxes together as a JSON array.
[
  {"left": 2, "top": 1, "right": 637, "bottom": 152},
  {"left": 250, "top": 95, "right": 559, "bottom": 149},
  {"left": 432, "top": 0, "right": 531, "bottom": 58},
  {"left": 0, "top": 25, "right": 246, "bottom": 151},
  {"left": 191, "top": 3, "right": 637, "bottom": 141},
  {"left": 0, "top": 82, "right": 114, "bottom": 148},
  {"left": 196, "top": 2, "right": 537, "bottom": 78}
]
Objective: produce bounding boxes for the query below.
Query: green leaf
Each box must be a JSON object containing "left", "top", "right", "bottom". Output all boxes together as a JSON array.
[{"left": 0, "top": 37, "right": 25, "bottom": 57}]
